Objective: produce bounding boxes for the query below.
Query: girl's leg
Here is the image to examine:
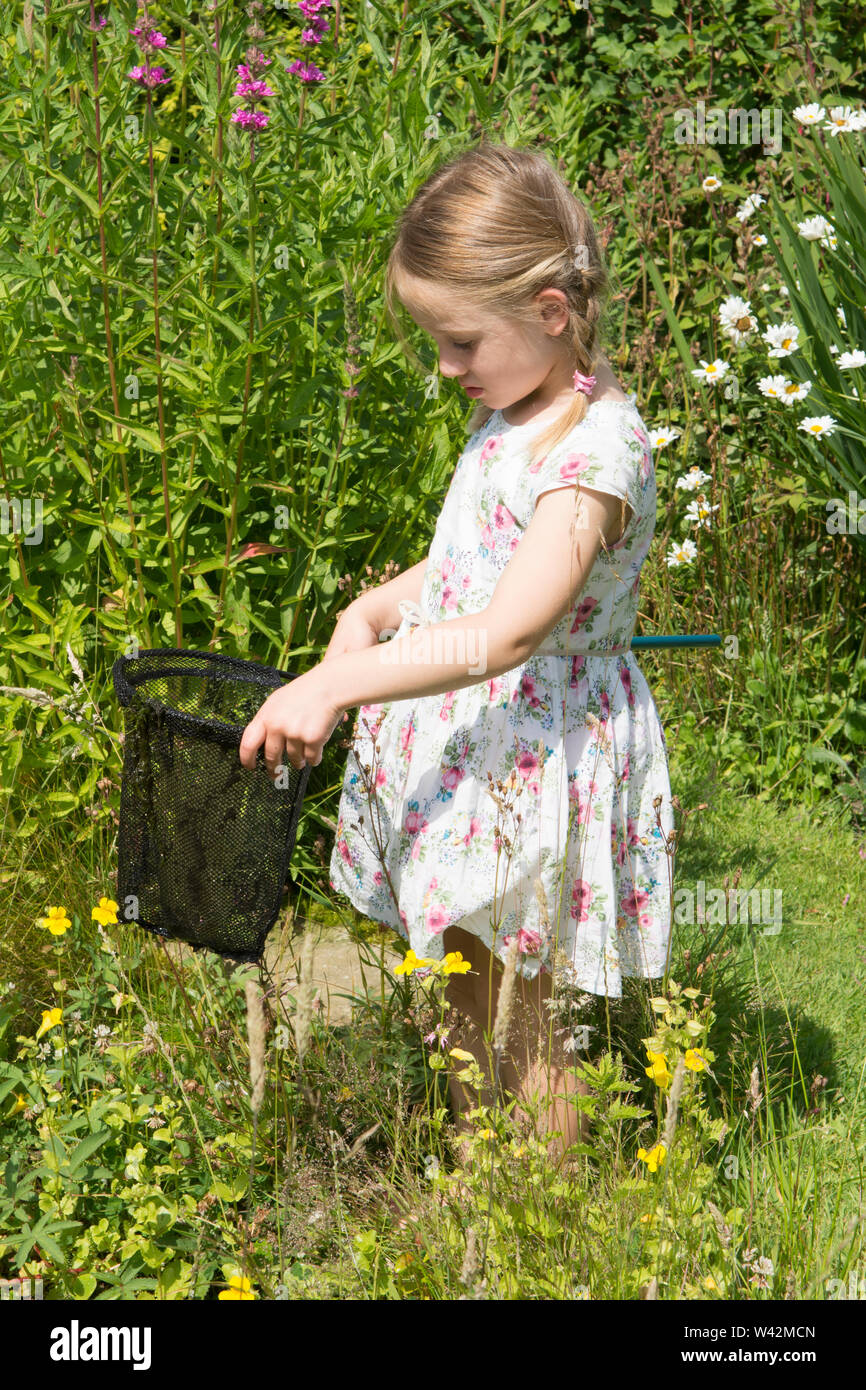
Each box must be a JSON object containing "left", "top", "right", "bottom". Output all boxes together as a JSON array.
[{"left": 441, "top": 926, "right": 594, "bottom": 1167}]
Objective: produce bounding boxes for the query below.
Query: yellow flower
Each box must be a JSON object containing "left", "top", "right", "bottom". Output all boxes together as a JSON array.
[
  {"left": 39, "top": 905, "right": 71, "bottom": 936},
  {"left": 477, "top": 1127, "right": 494, "bottom": 1141},
  {"left": 639, "top": 1212, "right": 655, "bottom": 1224},
  {"left": 637, "top": 1142, "right": 667, "bottom": 1172},
  {"left": 394, "top": 948, "right": 437, "bottom": 976},
  {"left": 645, "top": 1049, "right": 672, "bottom": 1089},
  {"left": 91, "top": 897, "right": 119, "bottom": 927},
  {"left": 448, "top": 1047, "right": 475, "bottom": 1063},
  {"left": 684, "top": 1048, "right": 706, "bottom": 1072},
  {"left": 703, "top": 1273, "right": 721, "bottom": 1291},
  {"left": 218, "top": 1275, "right": 254, "bottom": 1300},
  {"left": 7, "top": 1093, "right": 28, "bottom": 1117},
  {"left": 35, "top": 1008, "right": 63, "bottom": 1041},
  {"left": 394, "top": 1252, "right": 414, "bottom": 1271},
  {"left": 442, "top": 951, "right": 471, "bottom": 975},
  {"left": 337, "top": 1086, "right": 353, "bottom": 1102}
]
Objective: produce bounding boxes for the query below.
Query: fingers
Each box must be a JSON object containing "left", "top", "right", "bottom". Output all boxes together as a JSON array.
[{"left": 239, "top": 717, "right": 263, "bottom": 770}]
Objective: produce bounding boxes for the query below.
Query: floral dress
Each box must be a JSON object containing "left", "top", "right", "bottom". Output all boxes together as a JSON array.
[{"left": 328, "top": 397, "right": 675, "bottom": 997}]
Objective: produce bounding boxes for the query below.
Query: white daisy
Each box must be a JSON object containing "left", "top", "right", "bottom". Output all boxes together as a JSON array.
[
  {"left": 675, "top": 466, "right": 712, "bottom": 491},
  {"left": 752, "top": 234, "right": 768, "bottom": 247},
  {"left": 702, "top": 175, "right": 722, "bottom": 192},
  {"left": 848, "top": 110, "right": 866, "bottom": 130},
  {"left": 719, "top": 295, "right": 758, "bottom": 344},
  {"left": 830, "top": 344, "right": 839, "bottom": 355},
  {"left": 685, "top": 496, "right": 720, "bottom": 529},
  {"left": 649, "top": 425, "right": 681, "bottom": 449},
  {"left": 665, "top": 538, "right": 698, "bottom": 567},
  {"left": 735, "top": 193, "right": 766, "bottom": 222},
  {"left": 757, "top": 374, "right": 811, "bottom": 403},
  {"left": 763, "top": 322, "right": 801, "bottom": 356},
  {"left": 825, "top": 105, "right": 859, "bottom": 136},
  {"left": 792, "top": 103, "right": 825, "bottom": 126},
  {"left": 692, "top": 358, "right": 730, "bottom": 383},
  {"left": 838, "top": 348, "right": 866, "bottom": 369},
  {"left": 798, "top": 415, "right": 838, "bottom": 437}
]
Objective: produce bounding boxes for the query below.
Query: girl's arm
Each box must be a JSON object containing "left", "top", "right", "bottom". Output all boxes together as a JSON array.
[{"left": 342, "top": 557, "right": 428, "bottom": 636}]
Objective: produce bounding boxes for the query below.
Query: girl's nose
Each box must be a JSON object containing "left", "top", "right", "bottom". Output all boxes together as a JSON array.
[{"left": 438, "top": 357, "right": 462, "bottom": 379}]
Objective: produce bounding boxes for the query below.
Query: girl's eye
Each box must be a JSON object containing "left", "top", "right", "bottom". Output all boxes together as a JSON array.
[{"left": 451, "top": 339, "right": 474, "bottom": 351}]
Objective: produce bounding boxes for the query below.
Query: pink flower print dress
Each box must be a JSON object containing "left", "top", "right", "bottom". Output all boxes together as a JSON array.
[{"left": 329, "top": 397, "right": 674, "bottom": 998}]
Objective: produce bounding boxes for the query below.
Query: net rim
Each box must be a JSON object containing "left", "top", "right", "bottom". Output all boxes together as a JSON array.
[{"left": 112, "top": 646, "right": 299, "bottom": 748}]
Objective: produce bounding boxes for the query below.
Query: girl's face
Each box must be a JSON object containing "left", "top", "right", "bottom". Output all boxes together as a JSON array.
[{"left": 399, "top": 272, "right": 574, "bottom": 416}]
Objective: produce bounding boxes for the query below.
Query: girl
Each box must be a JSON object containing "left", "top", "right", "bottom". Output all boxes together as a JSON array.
[{"left": 239, "top": 142, "right": 675, "bottom": 1167}]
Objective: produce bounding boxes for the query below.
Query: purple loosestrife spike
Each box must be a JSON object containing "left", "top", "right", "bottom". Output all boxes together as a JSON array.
[
  {"left": 287, "top": 60, "right": 326, "bottom": 83},
  {"left": 128, "top": 65, "right": 170, "bottom": 90}
]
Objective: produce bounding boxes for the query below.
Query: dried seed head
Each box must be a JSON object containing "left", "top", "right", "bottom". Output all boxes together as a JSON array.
[
  {"left": 748, "top": 1061, "right": 763, "bottom": 1117},
  {"left": 492, "top": 936, "right": 519, "bottom": 1054},
  {"left": 661, "top": 1055, "right": 686, "bottom": 1152},
  {"left": 294, "top": 930, "right": 316, "bottom": 1066},
  {"left": 459, "top": 1226, "right": 480, "bottom": 1287},
  {"left": 245, "top": 979, "right": 267, "bottom": 1115}
]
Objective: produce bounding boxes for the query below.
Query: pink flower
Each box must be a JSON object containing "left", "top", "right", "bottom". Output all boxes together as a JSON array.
[
  {"left": 462, "top": 572, "right": 471, "bottom": 588},
  {"left": 404, "top": 809, "right": 428, "bottom": 836},
  {"left": 374, "top": 767, "right": 387, "bottom": 789},
  {"left": 626, "top": 816, "right": 640, "bottom": 847},
  {"left": 493, "top": 503, "right": 516, "bottom": 530},
  {"left": 557, "top": 452, "right": 593, "bottom": 483},
  {"left": 463, "top": 816, "right": 482, "bottom": 845},
  {"left": 639, "top": 911, "right": 654, "bottom": 929},
  {"left": 442, "top": 585, "right": 458, "bottom": 612},
  {"left": 516, "top": 749, "right": 539, "bottom": 781},
  {"left": 440, "top": 691, "right": 456, "bottom": 720},
  {"left": 504, "top": 925, "right": 542, "bottom": 954},
  {"left": 621, "top": 665, "right": 634, "bottom": 708},
  {"left": 441, "top": 765, "right": 464, "bottom": 792},
  {"left": 479, "top": 436, "right": 502, "bottom": 467},
  {"left": 286, "top": 59, "right": 326, "bottom": 83},
  {"left": 620, "top": 752, "right": 631, "bottom": 783},
  {"left": 127, "top": 64, "right": 170, "bottom": 89},
  {"left": 519, "top": 672, "right": 542, "bottom": 709},
  {"left": 570, "top": 596, "right": 598, "bottom": 633},
  {"left": 570, "top": 878, "right": 593, "bottom": 922},
  {"left": 600, "top": 690, "right": 610, "bottom": 721},
  {"left": 441, "top": 554, "right": 454, "bottom": 580},
  {"left": 400, "top": 720, "right": 414, "bottom": 752},
  {"left": 426, "top": 904, "right": 450, "bottom": 934},
  {"left": 621, "top": 886, "right": 650, "bottom": 918},
  {"left": 338, "top": 839, "right": 352, "bottom": 865},
  {"left": 373, "top": 870, "right": 383, "bottom": 886},
  {"left": 569, "top": 654, "right": 585, "bottom": 688},
  {"left": 487, "top": 676, "right": 505, "bottom": 703},
  {"left": 480, "top": 524, "right": 493, "bottom": 548}
]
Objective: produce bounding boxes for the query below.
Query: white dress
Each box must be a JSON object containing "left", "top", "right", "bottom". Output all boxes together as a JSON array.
[{"left": 329, "top": 397, "right": 675, "bottom": 997}]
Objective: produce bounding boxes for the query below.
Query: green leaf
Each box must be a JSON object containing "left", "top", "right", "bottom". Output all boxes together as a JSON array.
[{"left": 66, "top": 1128, "right": 114, "bottom": 1174}]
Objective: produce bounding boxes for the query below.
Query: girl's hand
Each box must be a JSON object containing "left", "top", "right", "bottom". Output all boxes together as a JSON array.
[{"left": 239, "top": 669, "right": 344, "bottom": 777}]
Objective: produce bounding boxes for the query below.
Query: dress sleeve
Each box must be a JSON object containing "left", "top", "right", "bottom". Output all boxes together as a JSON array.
[{"left": 520, "top": 414, "right": 647, "bottom": 528}]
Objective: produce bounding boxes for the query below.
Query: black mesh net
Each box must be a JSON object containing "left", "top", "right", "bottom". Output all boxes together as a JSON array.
[{"left": 112, "top": 648, "right": 310, "bottom": 962}]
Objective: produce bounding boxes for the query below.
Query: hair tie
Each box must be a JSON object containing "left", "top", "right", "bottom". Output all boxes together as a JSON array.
[{"left": 573, "top": 370, "right": 597, "bottom": 396}]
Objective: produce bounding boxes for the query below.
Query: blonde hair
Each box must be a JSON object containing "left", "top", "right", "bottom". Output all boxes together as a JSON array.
[{"left": 384, "top": 140, "right": 611, "bottom": 468}]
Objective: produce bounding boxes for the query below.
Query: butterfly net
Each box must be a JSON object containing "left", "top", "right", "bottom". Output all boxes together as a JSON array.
[{"left": 113, "top": 648, "right": 310, "bottom": 962}]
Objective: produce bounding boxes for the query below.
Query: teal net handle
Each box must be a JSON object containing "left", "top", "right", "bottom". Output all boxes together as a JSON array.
[{"left": 631, "top": 635, "right": 721, "bottom": 648}]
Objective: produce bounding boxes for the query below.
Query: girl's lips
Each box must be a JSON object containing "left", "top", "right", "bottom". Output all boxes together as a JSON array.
[{"left": 463, "top": 385, "right": 483, "bottom": 396}]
